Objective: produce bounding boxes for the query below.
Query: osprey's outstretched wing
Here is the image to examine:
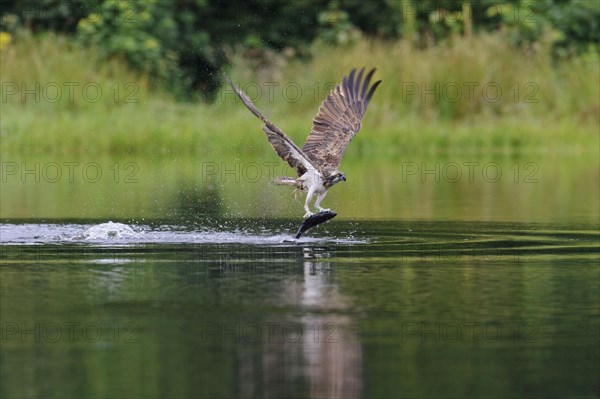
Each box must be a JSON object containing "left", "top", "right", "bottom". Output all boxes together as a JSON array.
[
  {"left": 302, "top": 68, "right": 381, "bottom": 174},
  {"left": 227, "top": 79, "right": 316, "bottom": 176}
]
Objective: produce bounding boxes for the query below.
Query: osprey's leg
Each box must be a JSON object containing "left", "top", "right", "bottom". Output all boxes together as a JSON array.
[
  {"left": 303, "top": 188, "right": 316, "bottom": 219},
  {"left": 314, "top": 191, "right": 330, "bottom": 213}
]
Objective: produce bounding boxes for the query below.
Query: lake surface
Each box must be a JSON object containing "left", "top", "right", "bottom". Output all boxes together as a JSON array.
[{"left": 1, "top": 155, "right": 599, "bottom": 398}]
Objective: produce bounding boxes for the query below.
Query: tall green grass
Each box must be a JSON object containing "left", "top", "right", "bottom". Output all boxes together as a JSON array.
[{"left": 1, "top": 32, "right": 598, "bottom": 156}]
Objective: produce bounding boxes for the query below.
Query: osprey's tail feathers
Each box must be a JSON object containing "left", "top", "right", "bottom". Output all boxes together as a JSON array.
[{"left": 272, "top": 176, "right": 303, "bottom": 189}]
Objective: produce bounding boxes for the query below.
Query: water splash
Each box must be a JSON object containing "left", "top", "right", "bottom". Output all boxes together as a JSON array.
[
  {"left": 0, "top": 221, "right": 365, "bottom": 245},
  {"left": 73, "top": 221, "right": 142, "bottom": 240}
]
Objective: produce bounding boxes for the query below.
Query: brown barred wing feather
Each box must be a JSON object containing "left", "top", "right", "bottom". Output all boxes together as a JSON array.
[
  {"left": 227, "top": 79, "right": 317, "bottom": 176},
  {"left": 302, "top": 68, "right": 381, "bottom": 174}
]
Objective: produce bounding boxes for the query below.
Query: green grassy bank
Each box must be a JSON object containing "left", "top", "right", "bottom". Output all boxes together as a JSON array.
[{"left": 1, "top": 33, "right": 598, "bottom": 156}]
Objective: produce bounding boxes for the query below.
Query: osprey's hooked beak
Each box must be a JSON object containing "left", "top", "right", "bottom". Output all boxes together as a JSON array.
[{"left": 341, "top": 174, "right": 346, "bottom": 182}]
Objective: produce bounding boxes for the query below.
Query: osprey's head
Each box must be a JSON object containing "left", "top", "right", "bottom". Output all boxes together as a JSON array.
[{"left": 325, "top": 171, "right": 346, "bottom": 187}]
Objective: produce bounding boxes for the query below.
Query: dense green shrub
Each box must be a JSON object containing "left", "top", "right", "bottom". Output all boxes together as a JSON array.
[{"left": 2, "top": 0, "right": 598, "bottom": 100}]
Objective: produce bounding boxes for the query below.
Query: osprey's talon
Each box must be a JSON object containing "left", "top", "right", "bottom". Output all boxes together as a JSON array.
[
  {"left": 316, "top": 207, "right": 330, "bottom": 213},
  {"left": 304, "top": 211, "right": 314, "bottom": 219}
]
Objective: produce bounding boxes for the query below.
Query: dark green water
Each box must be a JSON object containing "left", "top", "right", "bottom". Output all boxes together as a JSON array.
[
  {"left": 1, "top": 154, "right": 599, "bottom": 398},
  {"left": 1, "top": 219, "right": 598, "bottom": 398}
]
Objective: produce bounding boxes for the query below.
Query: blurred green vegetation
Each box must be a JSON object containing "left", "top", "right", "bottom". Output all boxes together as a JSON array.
[
  {"left": 1, "top": 31, "right": 597, "bottom": 156},
  {"left": 0, "top": 1, "right": 598, "bottom": 156},
  {"left": 1, "top": 0, "right": 599, "bottom": 100}
]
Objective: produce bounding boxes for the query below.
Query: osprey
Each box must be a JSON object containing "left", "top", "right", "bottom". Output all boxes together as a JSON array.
[{"left": 228, "top": 67, "right": 381, "bottom": 219}]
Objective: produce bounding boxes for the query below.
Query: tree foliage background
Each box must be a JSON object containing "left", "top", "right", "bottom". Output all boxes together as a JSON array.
[{"left": 2, "top": 0, "right": 598, "bottom": 101}]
